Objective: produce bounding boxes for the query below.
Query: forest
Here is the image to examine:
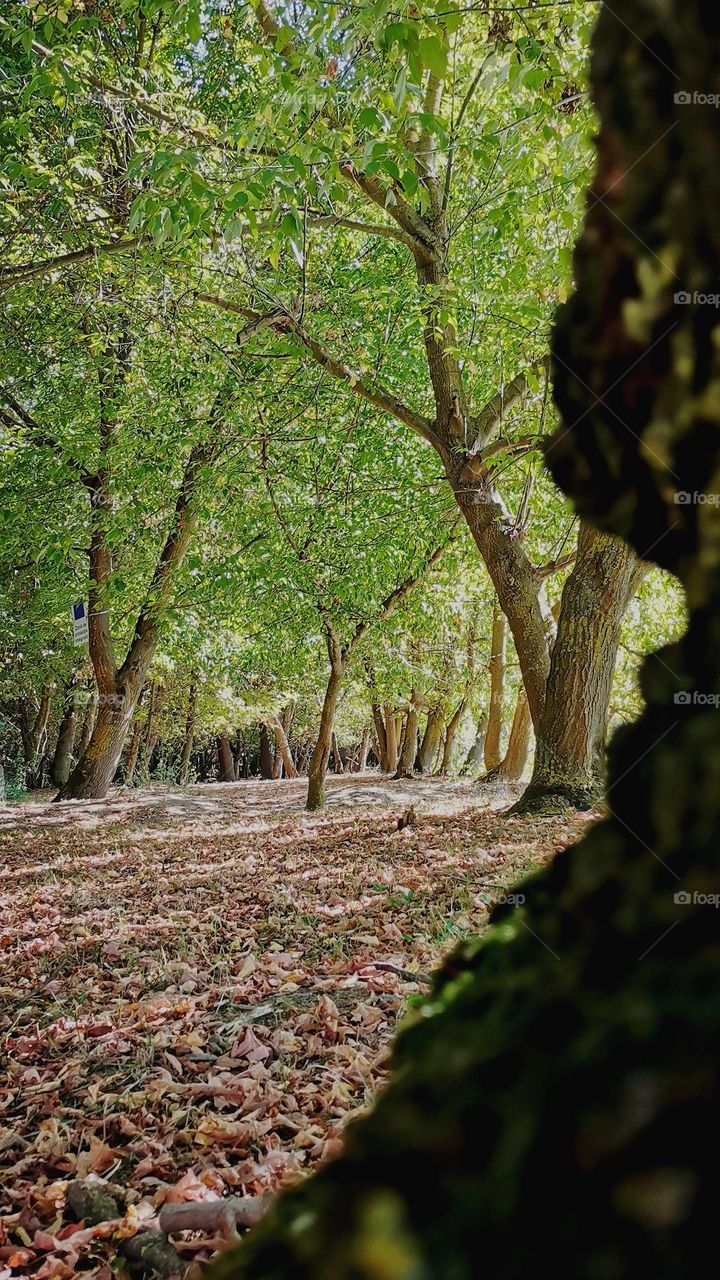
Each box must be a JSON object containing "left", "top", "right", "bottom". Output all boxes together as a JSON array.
[{"left": 1, "top": 0, "right": 717, "bottom": 1278}]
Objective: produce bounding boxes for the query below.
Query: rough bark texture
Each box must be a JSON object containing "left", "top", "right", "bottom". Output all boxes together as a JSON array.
[
  {"left": 518, "top": 524, "right": 647, "bottom": 810},
  {"left": 56, "top": 691, "right": 138, "bottom": 801},
  {"left": 210, "top": 4, "right": 720, "bottom": 1277}
]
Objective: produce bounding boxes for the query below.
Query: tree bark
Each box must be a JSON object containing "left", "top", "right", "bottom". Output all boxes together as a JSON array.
[
  {"left": 20, "top": 685, "right": 52, "bottom": 788},
  {"left": 178, "top": 682, "right": 197, "bottom": 784},
  {"left": 495, "top": 688, "right": 532, "bottom": 783},
  {"left": 417, "top": 707, "right": 444, "bottom": 773},
  {"left": 517, "top": 525, "right": 646, "bottom": 810},
  {"left": 371, "top": 704, "right": 389, "bottom": 769},
  {"left": 55, "top": 690, "right": 138, "bottom": 801},
  {"left": 356, "top": 726, "right": 371, "bottom": 772},
  {"left": 50, "top": 684, "right": 79, "bottom": 788},
  {"left": 217, "top": 734, "right": 236, "bottom": 783},
  {"left": 209, "top": 8, "right": 720, "bottom": 1276},
  {"left": 438, "top": 699, "right": 466, "bottom": 776},
  {"left": 484, "top": 603, "right": 506, "bottom": 772},
  {"left": 75, "top": 689, "right": 95, "bottom": 752},
  {"left": 271, "top": 718, "right": 298, "bottom": 778},
  {"left": 384, "top": 707, "right": 399, "bottom": 774},
  {"left": 306, "top": 657, "right": 344, "bottom": 811},
  {"left": 395, "top": 693, "right": 421, "bottom": 779},
  {"left": 259, "top": 724, "right": 274, "bottom": 779},
  {"left": 461, "top": 711, "right": 488, "bottom": 775},
  {"left": 124, "top": 716, "right": 144, "bottom": 783}
]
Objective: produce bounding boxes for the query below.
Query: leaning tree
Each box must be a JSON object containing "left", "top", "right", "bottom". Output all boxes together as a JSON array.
[{"left": 210, "top": 1, "right": 720, "bottom": 1275}]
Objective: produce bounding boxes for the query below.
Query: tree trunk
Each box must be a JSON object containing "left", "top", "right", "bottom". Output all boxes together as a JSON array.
[
  {"left": 417, "top": 707, "right": 444, "bottom": 773},
  {"left": 517, "top": 525, "right": 646, "bottom": 810},
  {"left": 124, "top": 717, "right": 144, "bottom": 783},
  {"left": 384, "top": 706, "right": 399, "bottom": 774},
  {"left": 306, "top": 661, "right": 344, "bottom": 811},
  {"left": 259, "top": 724, "right": 274, "bottom": 779},
  {"left": 438, "top": 699, "right": 466, "bottom": 776},
  {"left": 178, "top": 682, "right": 197, "bottom": 784},
  {"left": 330, "top": 732, "right": 344, "bottom": 774},
  {"left": 356, "top": 726, "right": 371, "bottom": 772},
  {"left": 484, "top": 603, "right": 506, "bottom": 771},
  {"left": 55, "top": 690, "right": 138, "bottom": 801},
  {"left": 216, "top": 734, "right": 236, "bottom": 783},
  {"left": 395, "top": 694, "right": 420, "bottom": 779},
  {"left": 50, "top": 685, "right": 79, "bottom": 788},
  {"left": 461, "top": 711, "right": 488, "bottom": 775},
  {"left": 76, "top": 690, "right": 98, "bottom": 758},
  {"left": 371, "top": 705, "right": 388, "bottom": 769},
  {"left": 211, "top": 9, "right": 720, "bottom": 1276},
  {"left": 21, "top": 685, "right": 52, "bottom": 788},
  {"left": 495, "top": 688, "right": 533, "bottom": 782},
  {"left": 271, "top": 718, "right": 298, "bottom": 778}
]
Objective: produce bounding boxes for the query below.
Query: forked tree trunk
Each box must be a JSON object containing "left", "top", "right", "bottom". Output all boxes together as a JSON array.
[
  {"left": 50, "top": 685, "right": 79, "bottom": 788},
  {"left": 56, "top": 691, "right": 138, "bottom": 801},
  {"left": 417, "top": 707, "right": 444, "bottom": 772},
  {"left": 271, "top": 718, "right": 298, "bottom": 778},
  {"left": 516, "top": 525, "right": 646, "bottom": 810},
  {"left": 307, "top": 661, "right": 344, "bottom": 811},
  {"left": 484, "top": 603, "right": 506, "bottom": 771},
  {"left": 330, "top": 732, "right": 344, "bottom": 773}
]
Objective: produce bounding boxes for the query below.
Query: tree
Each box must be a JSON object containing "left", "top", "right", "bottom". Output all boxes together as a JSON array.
[{"left": 208, "top": 2, "right": 720, "bottom": 1275}]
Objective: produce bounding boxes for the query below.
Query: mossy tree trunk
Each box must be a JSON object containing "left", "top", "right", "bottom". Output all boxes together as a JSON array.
[{"left": 211, "top": 4, "right": 720, "bottom": 1277}]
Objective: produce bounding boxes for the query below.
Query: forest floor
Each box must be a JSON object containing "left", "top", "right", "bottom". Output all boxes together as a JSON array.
[{"left": 0, "top": 775, "right": 591, "bottom": 1278}]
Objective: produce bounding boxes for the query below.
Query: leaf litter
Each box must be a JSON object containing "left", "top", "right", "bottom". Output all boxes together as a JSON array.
[{"left": 0, "top": 775, "right": 590, "bottom": 1276}]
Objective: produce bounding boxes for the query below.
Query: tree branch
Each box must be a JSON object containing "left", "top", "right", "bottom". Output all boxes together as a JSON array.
[
  {"left": 347, "top": 522, "right": 459, "bottom": 658},
  {"left": 0, "top": 384, "right": 88, "bottom": 476},
  {"left": 194, "top": 292, "right": 440, "bottom": 449},
  {"left": 0, "top": 238, "right": 145, "bottom": 290}
]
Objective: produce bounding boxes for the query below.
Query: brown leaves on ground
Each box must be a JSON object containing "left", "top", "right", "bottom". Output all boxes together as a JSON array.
[{"left": 0, "top": 775, "right": 590, "bottom": 1276}]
